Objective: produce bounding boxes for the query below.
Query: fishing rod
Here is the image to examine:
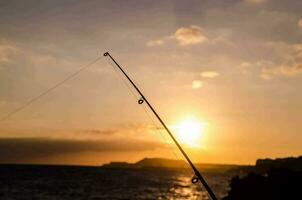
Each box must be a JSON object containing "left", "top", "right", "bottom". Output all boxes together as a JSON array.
[{"left": 104, "top": 52, "right": 218, "bottom": 200}]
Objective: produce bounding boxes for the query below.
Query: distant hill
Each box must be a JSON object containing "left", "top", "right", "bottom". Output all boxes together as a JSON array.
[
  {"left": 101, "top": 157, "right": 246, "bottom": 173},
  {"left": 101, "top": 158, "right": 186, "bottom": 169},
  {"left": 135, "top": 158, "right": 186, "bottom": 168}
]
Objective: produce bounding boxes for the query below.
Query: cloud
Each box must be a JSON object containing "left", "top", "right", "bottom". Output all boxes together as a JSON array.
[
  {"left": 0, "top": 137, "right": 163, "bottom": 163},
  {"left": 237, "top": 60, "right": 275, "bottom": 75},
  {"left": 68, "top": 129, "right": 118, "bottom": 140},
  {"left": 257, "top": 42, "right": 302, "bottom": 79},
  {"left": 173, "top": 25, "right": 208, "bottom": 46},
  {"left": 146, "top": 39, "right": 164, "bottom": 47},
  {"left": 191, "top": 80, "right": 203, "bottom": 89},
  {"left": 294, "top": 43, "right": 302, "bottom": 51},
  {"left": 245, "top": 0, "right": 268, "bottom": 4},
  {"left": 0, "top": 101, "right": 7, "bottom": 107},
  {"left": 146, "top": 25, "right": 208, "bottom": 47},
  {"left": 0, "top": 43, "right": 19, "bottom": 64},
  {"left": 78, "top": 129, "right": 117, "bottom": 135},
  {"left": 260, "top": 63, "right": 302, "bottom": 80},
  {"left": 200, "top": 71, "right": 220, "bottom": 78},
  {"left": 293, "top": 43, "right": 302, "bottom": 58},
  {"left": 298, "top": 19, "right": 302, "bottom": 28}
]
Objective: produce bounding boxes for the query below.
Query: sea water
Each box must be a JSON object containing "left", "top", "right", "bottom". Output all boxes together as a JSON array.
[{"left": 0, "top": 165, "right": 230, "bottom": 200}]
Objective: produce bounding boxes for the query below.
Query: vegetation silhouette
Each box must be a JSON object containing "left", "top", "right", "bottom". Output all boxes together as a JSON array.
[{"left": 223, "top": 156, "right": 302, "bottom": 200}]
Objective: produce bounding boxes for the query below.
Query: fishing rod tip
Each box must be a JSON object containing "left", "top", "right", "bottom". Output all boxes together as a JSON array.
[{"left": 103, "top": 52, "right": 109, "bottom": 56}]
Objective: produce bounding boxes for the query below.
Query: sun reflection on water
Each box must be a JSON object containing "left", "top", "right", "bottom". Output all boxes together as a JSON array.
[{"left": 163, "top": 174, "right": 211, "bottom": 200}]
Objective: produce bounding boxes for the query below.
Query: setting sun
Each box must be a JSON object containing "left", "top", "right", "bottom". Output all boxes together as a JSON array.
[{"left": 174, "top": 118, "right": 205, "bottom": 148}]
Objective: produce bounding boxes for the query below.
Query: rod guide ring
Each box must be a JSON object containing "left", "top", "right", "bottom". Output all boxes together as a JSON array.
[
  {"left": 191, "top": 176, "right": 199, "bottom": 184},
  {"left": 103, "top": 52, "right": 109, "bottom": 56},
  {"left": 138, "top": 98, "right": 144, "bottom": 104},
  {"left": 104, "top": 52, "right": 218, "bottom": 200}
]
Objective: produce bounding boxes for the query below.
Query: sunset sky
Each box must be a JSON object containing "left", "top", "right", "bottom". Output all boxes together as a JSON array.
[{"left": 0, "top": 0, "right": 301, "bottom": 166}]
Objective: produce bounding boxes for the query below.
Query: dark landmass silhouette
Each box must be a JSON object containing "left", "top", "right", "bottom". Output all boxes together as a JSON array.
[
  {"left": 223, "top": 155, "right": 302, "bottom": 200},
  {"left": 102, "top": 156, "right": 302, "bottom": 199},
  {"left": 254, "top": 156, "right": 302, "bottom": 172},
  {"left": 101, "top": 157, "right": 245, "bottom": 173}
]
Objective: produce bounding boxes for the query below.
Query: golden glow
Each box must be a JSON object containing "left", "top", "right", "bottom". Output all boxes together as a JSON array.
[{"left": 173, "top": 117, "right": 205, "bottom": 148}]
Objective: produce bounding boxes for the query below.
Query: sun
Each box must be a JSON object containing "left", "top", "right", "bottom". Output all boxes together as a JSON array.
[{"left": 173, "top": 117, "right": 205, "bottom": 147}]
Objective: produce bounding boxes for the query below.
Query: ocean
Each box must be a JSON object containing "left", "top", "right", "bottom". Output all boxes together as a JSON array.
[{"left": 0, "top": 165, "right": 231, "bottom": 200}]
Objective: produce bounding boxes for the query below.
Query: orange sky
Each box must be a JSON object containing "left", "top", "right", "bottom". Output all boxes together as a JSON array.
[{"left": 0, "top": 0, "right": 302, "bottom": 165}]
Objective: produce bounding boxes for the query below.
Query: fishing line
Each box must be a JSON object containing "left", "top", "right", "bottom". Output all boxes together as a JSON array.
[
  {"left": 105, "top": 56, "right": 195, "bottom": 181},
  {"left": 107, "top": 55, "right": 201, "bottom": 185},
  {"left": 0, "top": 56, "right": 103, "bottom": 122},
  {"left": 1, "top": 50, "right": 210, "bottom": 199},
  {"left": 106, "top": 57, "right": 186, "bottom": 165},
  {"left": 105, "top": 52, "right": 218, "bottom": 200},
  {"left": 141, "top": 107, "right": 195, "bottom": 175},
  {"left": 106, "top": 57, "right": 179, "bottom": 151},
  {"left": 105, "top": 57, "right": 139, "bottom": 100},
  {"left": 140, "top": 102, "right": 194, "bottom": 176}
]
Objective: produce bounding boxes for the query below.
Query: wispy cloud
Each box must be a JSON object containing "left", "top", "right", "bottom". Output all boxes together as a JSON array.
[
  {"left": 191, "top": 80, "right": 203, "bottom": 89},
  {"left": 260, "top": 63, "right": 302, "bottom": 80},
  {"left": 0, "top": 100, "right": 7, "bottom": 107},
  {"left": 200, "top": 71, "right": 220, "bottom": 78},
  {"left": 258, "top": 41, "right": 302, "bottom": 79},
  {"left": 245, "top": 0, "right": 268, "bottom": 4},
  {"left": 298, "top": 19, "right": 302, "bottom": 28},
  {"left": 78, "top": 129, "right": 117, "bottom": 135},
  {"left": 146, "top": 39, "right": 164, "bottom": 47},
  {"left": 0, "top": 137, "right": 163, "bottom": 163},
  {"left": 293, "top": 44, "right": 302, "bottom": 58},
  {"left": 190, "top": 71, "right": 219, "bottom": 90},
  {"left": 173, "top": 25, "right": 208, "bottom": 46},
  {"left": 0, "top": 42, "right": 19, "bottom": 64},
  {"left": 68, "top": 129, "right": 118, "bottom": 140},
  {"left": 237, "top": 60, "right": 274, "bottom": 75}
]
